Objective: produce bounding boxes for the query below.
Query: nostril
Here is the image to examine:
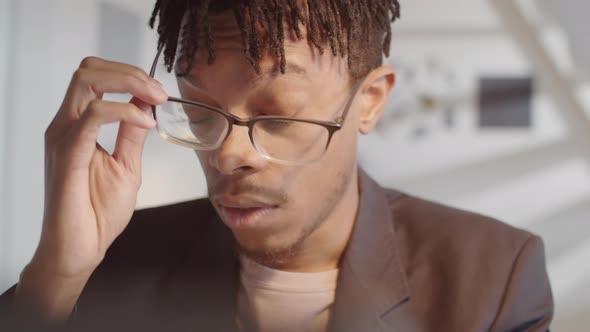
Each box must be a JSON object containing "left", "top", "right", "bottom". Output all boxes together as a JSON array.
[{"left": 237, "top": 165, "right": 254, "bottom": 172}]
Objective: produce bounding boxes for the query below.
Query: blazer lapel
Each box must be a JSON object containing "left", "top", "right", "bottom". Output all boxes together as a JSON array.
[{"left": 329, "top": 169, "right": 416, "bottom": 332}]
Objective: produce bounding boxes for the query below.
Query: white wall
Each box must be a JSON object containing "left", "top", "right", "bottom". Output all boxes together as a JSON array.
[
  {"left": 0, "top": 0, "right": 12, "bottom": 290},
  {"left": 1, "top": 0, "right": 58, "bottom": 290}
]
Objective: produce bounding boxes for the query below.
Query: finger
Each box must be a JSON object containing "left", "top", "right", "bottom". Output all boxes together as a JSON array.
[
  {"left": 82, "top": 98, "right": 156, "bottom": 128},
  {"left": 75, "top": 100, "right": 155, "bottom": 148},
  {"left": 78, "top": 56, "right": 161, "bottom": 86},
  {"left": 112, "top": 98, "right": 154, "bottom": 172},
  {"left": 61, "top": 100, "right": 156, "bottom": 170},
  {"left": 59, "top": 69, "right": 167, "bottom": 123}
]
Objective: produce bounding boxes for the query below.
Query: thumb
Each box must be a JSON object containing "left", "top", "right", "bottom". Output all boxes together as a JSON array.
[{"left": 112, "top": 97, "right": 154, "bottom": 173}]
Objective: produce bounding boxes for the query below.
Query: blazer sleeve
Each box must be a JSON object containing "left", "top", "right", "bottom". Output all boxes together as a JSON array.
[
  {"left": 0, "top": 285, "right": 16, "bottom": 327},
  {"left": 490, "top": 234, "right": 554, "bottom": 332},
  {"left": 0, "top": 284, "right": 71, "bottom": 332}
]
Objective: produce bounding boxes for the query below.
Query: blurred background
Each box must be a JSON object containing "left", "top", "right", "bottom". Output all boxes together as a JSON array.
[{"left": 0, "top": 0, "right": 588, "bottom": 330}]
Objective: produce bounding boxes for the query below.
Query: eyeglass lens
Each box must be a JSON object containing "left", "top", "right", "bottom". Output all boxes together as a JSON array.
[{"left": 155, "top": 100, "right": 330, "bottom": 163}]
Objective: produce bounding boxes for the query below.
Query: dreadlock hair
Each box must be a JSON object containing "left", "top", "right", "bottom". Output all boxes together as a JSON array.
[{"left": 149, "top": 0, "right": 401, "bottom": 84}]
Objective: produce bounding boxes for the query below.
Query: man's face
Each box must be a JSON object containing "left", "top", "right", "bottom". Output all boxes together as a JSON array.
[{"left": 177, "top": 12, "right": 364, "bottom": 262}]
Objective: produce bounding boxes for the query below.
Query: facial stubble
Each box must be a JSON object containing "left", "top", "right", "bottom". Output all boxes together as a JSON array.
[{"left": 236, "top": 161, "right": 357, "bottom": 269}]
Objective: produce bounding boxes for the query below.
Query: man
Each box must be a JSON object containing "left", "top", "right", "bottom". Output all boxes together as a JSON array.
[{"left": 1, "top": 1, "right": 553, "bottom": 331}]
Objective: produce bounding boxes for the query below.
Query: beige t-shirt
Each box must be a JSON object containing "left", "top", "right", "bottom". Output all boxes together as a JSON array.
[{"left": 236, "top": 255, "right": 339, "bottom": 332}]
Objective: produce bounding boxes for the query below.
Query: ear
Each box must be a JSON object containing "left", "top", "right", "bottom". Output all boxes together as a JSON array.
[{"left": 357, "top": 66, "right": 396, "bottom": 135}]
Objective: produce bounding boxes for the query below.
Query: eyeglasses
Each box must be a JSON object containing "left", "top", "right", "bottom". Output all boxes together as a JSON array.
[{"left": 148, "top": 45, "right": 363, "bottom": 165}]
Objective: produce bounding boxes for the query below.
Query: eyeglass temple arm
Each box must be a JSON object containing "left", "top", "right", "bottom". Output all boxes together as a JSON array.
[
  {"left": 149, "top": 44, "right": 165, "bottom": 78},
  {"left": 335, "top": 80, "right": 364, "bottom": 125}
]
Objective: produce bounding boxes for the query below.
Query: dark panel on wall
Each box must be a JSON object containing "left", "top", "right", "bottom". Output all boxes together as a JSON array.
[{"left": 478, "top": 77, "right": 533, "bottom": 128}]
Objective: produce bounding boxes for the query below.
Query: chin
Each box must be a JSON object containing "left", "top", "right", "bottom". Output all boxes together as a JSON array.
[
  {"left": 236, "top": 235, "right": 304, "bottom": 268},
  {"left": 232, "top": 225, "right": 305, "bottom": 264}
]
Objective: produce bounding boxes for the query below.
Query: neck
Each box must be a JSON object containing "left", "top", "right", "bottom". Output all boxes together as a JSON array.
[{"left": 269, "top": 167, "right": 360, "bottom": 273}]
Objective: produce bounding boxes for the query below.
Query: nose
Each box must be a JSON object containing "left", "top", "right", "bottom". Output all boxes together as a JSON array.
[{"left": 209, "top": 124, "right": 268, "bottom": 175}]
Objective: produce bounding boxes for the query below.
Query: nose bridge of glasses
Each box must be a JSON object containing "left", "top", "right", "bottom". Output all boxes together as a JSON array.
[
  {"left": 226, "top": 114, "right": 253, "bottom": 128},
  {"left": 217, "top": 117, "right": 259, "bottom": 159}
]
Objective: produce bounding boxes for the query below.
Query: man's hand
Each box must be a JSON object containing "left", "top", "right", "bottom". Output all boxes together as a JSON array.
[{"left": 14, "top": 57, "right": 167, "bottom": 323}]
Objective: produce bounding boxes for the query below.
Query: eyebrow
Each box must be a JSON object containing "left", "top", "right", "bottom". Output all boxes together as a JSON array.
[
  {"left": 177, "top": 61, "right": 309, "bottom": 91},
  {"left": 278, "top": 62, "right": 308, "bottom": 77}
]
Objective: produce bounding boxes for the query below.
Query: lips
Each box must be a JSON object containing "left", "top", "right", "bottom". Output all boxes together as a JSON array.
[
  {"left": 212, "top": 187, "right": 282, "bottom": 229},
  {"left": 219, "top": 205, "right": 277, "bottom": 228}
]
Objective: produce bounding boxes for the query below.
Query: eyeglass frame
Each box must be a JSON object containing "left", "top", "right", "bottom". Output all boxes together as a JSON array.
[{"left": 148, "top": 44, "right": 364, "bottom": 165}]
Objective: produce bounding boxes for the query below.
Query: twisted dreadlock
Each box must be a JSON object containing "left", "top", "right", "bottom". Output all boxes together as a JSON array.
[{"left": 149, "top": 0, "right": 401, "bottom": 83}]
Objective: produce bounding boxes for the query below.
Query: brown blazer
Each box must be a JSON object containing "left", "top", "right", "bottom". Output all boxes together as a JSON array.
[{"left": 0, "top": 169, "right": 553, "bottom": 331}]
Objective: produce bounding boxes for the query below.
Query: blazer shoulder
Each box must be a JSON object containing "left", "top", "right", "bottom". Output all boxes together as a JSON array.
[
  {"left": 383, "top": 190, "right": 552, "bottom": 331},
  {"left": 384, "top": 189, "right": 543, "bottom": 292},
  {"left": 385, "top": 189, "right": 534, "bottom": 255}
]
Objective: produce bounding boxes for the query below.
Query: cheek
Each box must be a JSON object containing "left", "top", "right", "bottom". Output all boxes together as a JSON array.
[
  {"left": 194, "top": 150, "right": 214, "bottom": 179},
  {"left": 285, "top": 130, "right": 357, "bottom": 212},
  {"left": 314, "top": 127, "right": 358, "bottom": 191}
]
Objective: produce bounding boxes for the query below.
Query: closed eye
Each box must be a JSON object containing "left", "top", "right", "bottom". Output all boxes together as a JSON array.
[{"left": 190, "top": 116, "right": 214, "bottom": 125}]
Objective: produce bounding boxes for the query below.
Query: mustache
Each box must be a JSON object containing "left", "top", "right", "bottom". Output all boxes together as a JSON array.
[{"left": 210, "top": 179, "right": 289, "bottom": 205}]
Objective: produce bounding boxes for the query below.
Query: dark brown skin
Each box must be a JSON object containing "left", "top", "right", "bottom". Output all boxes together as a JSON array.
[
  {"left": 186, "top": 11, "right": 396, "bottom": 272},
  {"left": 14, "top": 10, "right": 395, "bottom": 324}
]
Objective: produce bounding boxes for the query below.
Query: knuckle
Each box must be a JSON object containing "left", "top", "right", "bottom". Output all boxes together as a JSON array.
[
  {"left": 125, "top": 103, "right": 138, "bottom": 113},
  {"left": 79, "top": 56, "right": 98, "bottom": 69},
  {"left": 71, "top": 68, "right": 87, "bottom": 85},
  {"left": 85, "top": 100, "right": 101, "bottom": 116},
  {"left": 124, "top": 104, "right": 140, "bottom": 121}
]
